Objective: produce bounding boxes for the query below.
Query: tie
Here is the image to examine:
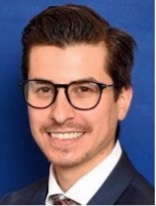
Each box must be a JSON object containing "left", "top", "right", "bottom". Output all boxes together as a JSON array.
[{"left": 51, "top": 194, "right": 80, "bottom": 205}]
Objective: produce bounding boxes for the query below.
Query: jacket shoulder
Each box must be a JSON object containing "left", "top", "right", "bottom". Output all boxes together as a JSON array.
[
  {"left": 89, "top": 151, "right": 154, "bottom": 205},
  {"left": 116, "top": 171, "right": 154, "bottom": 205},
  {"left": 0, "top": 177, "right": 48, "bottom": 205}
]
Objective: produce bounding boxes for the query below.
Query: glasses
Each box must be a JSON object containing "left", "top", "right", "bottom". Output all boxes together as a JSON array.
[{"left": 19, "top": 79, "right": 116, "bottom": 110}]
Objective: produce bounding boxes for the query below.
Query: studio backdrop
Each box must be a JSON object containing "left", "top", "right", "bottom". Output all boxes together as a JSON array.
[{"left": 0, "top": 0, "right": 154, "bottom": 198}]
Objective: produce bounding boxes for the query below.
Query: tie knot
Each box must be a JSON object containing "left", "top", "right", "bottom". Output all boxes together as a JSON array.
[{"left": 51, "top": 194, "right": 80, "bottom": 205}]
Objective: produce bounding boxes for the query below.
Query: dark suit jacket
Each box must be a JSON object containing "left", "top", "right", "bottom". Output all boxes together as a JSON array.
[{"left": 0, "top": 151, "right": 154, "bottom": 205}]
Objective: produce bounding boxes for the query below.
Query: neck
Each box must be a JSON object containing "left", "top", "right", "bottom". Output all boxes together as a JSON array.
[{"left": 53, "top": 164, "right": 84, "bottom": 191}]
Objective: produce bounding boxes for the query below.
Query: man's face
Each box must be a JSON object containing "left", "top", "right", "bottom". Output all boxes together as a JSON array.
[{"left": 28, "top": 44, "right": 132, "bottom": 170}]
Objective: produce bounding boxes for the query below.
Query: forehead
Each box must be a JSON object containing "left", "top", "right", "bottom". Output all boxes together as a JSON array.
[{"left": 28, "top": 44, "right": 111, "bottom": 82}]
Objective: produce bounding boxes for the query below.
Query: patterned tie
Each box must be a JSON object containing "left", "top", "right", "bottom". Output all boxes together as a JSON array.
[{"left": 51, "top": 194, "right": 80, "bottom": 205}]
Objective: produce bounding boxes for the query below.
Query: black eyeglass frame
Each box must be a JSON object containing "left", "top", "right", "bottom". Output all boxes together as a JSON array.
[{"left": 18, "top": 79, "right": 116, "bottom": 110}]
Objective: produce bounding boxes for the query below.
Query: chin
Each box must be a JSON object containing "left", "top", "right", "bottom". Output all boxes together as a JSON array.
[{"left": 46, "top": 153, "right": 84, "bottom": 168}]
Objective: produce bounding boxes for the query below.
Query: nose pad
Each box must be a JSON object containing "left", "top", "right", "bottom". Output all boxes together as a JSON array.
[{"left": 49, "top": 89, "right": 76, "bottom": 124}]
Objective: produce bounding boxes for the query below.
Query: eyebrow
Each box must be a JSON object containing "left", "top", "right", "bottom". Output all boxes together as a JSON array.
[
  {"left": 31, "top": 79, "right": 51, "bottom": 84},
  {"left": 30, "top": 77, "right": 100, "bottom": 84},
  {"left": 75, "top": 77, "right": 99, "bottom": 82}
]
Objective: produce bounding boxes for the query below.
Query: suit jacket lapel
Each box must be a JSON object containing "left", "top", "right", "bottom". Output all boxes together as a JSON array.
[
  {"left": 31, "top": 178, "right": 48, "bottom": 205},
  {"left": 88, "top": 151, "right": 136, "bottom": 205}
]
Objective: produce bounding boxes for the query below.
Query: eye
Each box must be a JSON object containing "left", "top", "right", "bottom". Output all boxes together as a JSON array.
[
  {"left": 36, "top": 86, "right": 52, "bottom": 93},
  {"left": 32, "top": 84, "right": 54, "bottom": 97},
  {"left": 70, "top": 82, "right": 99, "bottom": 98},
  {"left": 77, "top": 82, "right": 99, "bottom": 93},
  {"left": 78, "top": 86, "right": 93, "bottom": 93}
]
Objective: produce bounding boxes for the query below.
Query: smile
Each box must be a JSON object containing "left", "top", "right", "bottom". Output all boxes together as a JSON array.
[{"left": 49, "top": 132, "right": 84, "bottom": 140}]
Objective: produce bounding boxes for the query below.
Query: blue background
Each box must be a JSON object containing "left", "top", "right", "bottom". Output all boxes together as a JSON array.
[{"left": 0, "top": 0, "right": 154, "bottom": 198}]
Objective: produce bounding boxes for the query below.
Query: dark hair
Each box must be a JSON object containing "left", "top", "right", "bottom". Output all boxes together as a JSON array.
[{"left": 22, "top": 4, "right": 136, "bottom": 97}]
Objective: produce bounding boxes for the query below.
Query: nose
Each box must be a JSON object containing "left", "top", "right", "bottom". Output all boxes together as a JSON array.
[{"left": 49, "top": 89, "right": 76, "bottom": 124}]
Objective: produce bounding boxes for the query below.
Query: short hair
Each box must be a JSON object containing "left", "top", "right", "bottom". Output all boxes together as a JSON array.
[{"left": 21, "top": 4, "right": 136, "bottom": 97}]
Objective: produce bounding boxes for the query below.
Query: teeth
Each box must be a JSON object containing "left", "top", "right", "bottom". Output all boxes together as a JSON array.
[{"left": 49, "top": 132, "right": 83, "bottom": 140}]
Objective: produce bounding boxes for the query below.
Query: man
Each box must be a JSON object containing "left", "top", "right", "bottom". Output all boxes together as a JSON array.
[{"left": 0, "top": 4, "right": 154, "bottom": 205}]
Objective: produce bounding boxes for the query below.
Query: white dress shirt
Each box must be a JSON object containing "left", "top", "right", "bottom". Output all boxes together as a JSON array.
[{"left": 45, "top": 141, "right": 122, "bottom": 205}]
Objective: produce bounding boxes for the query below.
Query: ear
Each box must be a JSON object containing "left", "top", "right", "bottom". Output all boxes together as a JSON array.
[{"left": 117, "top": 87, "right": 133, "bottom": 121}]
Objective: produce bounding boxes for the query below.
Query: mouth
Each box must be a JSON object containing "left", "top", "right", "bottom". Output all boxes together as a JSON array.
[{"left": 48, "top": 132, "right": 84, "bottom": 140}]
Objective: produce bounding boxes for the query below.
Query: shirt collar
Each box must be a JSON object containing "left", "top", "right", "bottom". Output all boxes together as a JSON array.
[{"left": 45, "top": 140, "right": 122, "bottom": 205}]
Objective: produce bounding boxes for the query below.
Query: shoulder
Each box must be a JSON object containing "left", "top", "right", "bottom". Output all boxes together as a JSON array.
[
  {"left": 0, "top": 177, "right": 48, "bottom": 205},
  {"left": 116, "top": 159, "right": 154, "bottom": 205}
]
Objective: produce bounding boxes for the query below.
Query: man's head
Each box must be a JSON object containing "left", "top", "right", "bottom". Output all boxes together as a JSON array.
[
  {"left": 22, "top": 4, "right": 135, "bottom": 98},
  {"left": 20, "top": 4, "right": 135, "bottom": 172}
]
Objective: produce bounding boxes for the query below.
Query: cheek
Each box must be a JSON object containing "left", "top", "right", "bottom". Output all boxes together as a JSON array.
[
  {"left": 28, "top": 108, "right": 47, "bottom": 133},
  {"left": 90, "top": 101, "right": 118, "bottom": 138}
]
